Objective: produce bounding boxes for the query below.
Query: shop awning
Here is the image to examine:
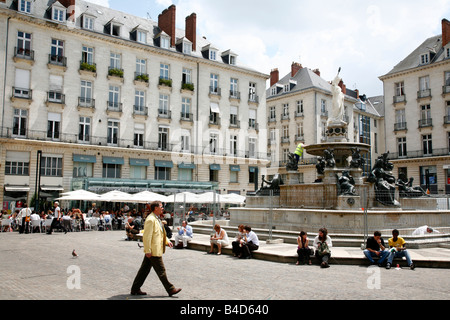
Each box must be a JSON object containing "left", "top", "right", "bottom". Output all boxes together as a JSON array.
[
  {"left": 210, "top": 164, "right": 221, "bottom": 171},
  {"left": 73, "top": 154, "right": 97, "bottom": 163},
  {"left": 230, "top": 165, "right": 240, "bottom": 171},
  {"left": 4, "top": 186, "right": 30, "bottom": 192},
  {"left": 130, "top": 158, "right": 150, "bottom": 166},
  {"left": 154, "top": 160, "right": 173, "bottom": 168},
  {"left": 103, "top": 156, "right": 125, "bottom": 165},
  {"left": 178, "top": 162, "right": 196, "bottom": 169}
]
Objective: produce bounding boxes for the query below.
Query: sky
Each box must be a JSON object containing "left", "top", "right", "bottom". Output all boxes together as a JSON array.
[{"left": 87, "top": 0, "right": 450, "bottom": 97}]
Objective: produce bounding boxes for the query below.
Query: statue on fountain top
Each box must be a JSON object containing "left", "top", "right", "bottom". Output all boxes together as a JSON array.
[{"left": 328, "top": 68, "right": 346, "bottom": 126}]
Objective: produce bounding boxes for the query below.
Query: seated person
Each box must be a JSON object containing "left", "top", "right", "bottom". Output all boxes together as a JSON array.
[
  {"left": 174, "top": 220, "right": 193, "bottom": 248},
  {"left": 231, "top": 224, "right": 246, "bottom": 257},
  {"left": 313, "top": 228, "right": 332, "bottom": 268},
  {"left": 237, "top": 226, "right": 259, "bottom": 259},
  {"left": 363, "top": 231, "right": 389, "bottom": 266},
  {"left": 209, "top": 224, "right": 229, "bottom": 255},
  {"left": 386, "top": 229, "right": 415, "bottom": 270},
  {"left": 125, "top": 217, "right": 140, "bottom": 241}
]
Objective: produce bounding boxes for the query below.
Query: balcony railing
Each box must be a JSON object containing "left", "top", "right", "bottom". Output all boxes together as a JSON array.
[
  {"left": 444, "top": 115, "right": 450, "bottom": 124},
  {"left": 394, "top": 122, "right": 407, "bottom": 131},
  {"left": 48, "top": 54, "right": 67, "bottom": 67},
  {"left": 107, "top": 101, "right": 123, "bottom": 112},
  {"left": 248, "top": 94, "right": 259, "bottom": 104},
  {"left": 393, "top": 95, "right": 406, "bottom": 104},
  {"left": 417, "top": 89, "right": 431, "bottom": 99},
  {"left": 209, "top": 86, "right": 221, "bottom": 96},
  {"left": 443, "top": 86, "right": 450, "bottom": 95},
  {"left": 47, "top": 91, "right": 65, "bottom": 104},
  {"left": 180, "top": 112, "right": 193, "bottom": 121},
  {"left": 133, "top": 106, "right": 148, "bottom": 116},
  {"left": 418, "top": 118, "right": 433, "bottom": 128},
  {"left": 12, "top": 87, "right": 32, "bottom": 100},
  {"left": 229, "top": 90, "right": 240, "bottom": 100},
  {"left": 387, "top": 147, "right": 450, "bottom": 160},
  {"left": 158, "top": 109, "right": 172, "bottom": 119},
  {"left": 0, "top": 125, "right": 271, "bottom": 160},
  {"left": 78, "top": 97, "right": 95, "bottom": 109},
  {"left": 14, "top": 47, "right": 34, "bottom": 61}
]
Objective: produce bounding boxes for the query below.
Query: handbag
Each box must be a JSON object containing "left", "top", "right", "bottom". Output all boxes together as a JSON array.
[{"left": 318, "top": 242, "right": 331, "bottom": 256}]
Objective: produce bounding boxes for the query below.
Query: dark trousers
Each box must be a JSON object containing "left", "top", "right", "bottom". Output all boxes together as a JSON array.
[
  {"left": 19, "top": 217, "right": 29, "bottom": 234},
  {"left": 297, "top": 247, "right": 311, "bottom": 263},
  {"left": 315, "top": 251, "right": 331, "bottom": 264},
  {"left": 233, "top": 241, "right": 258, "bottom": 258},
  {"left": 47, "top": 218, "right": 65, "bottom": 234},
  {"left": 131, "top": 256, "right": 174, "bottom": 294}
]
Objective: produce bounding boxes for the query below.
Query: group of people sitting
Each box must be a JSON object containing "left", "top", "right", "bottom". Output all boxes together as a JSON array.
[
  {"left": 207, "top": 224, "right": 260, "bottom": 259},
  {"left": 295, "top": 226, "right": 439, "bottom": 269}
]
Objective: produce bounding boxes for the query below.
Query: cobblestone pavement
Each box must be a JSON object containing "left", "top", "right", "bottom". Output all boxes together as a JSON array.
[{"left": 1, "top": 230, "right": 449, "bottom": 303}]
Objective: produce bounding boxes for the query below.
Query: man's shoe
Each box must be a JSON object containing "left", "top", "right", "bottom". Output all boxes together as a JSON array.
[
  {"left": 130, "top": 290, "right": 147, "bottom": 296},
  {"left": 386, "top": 263, "right": 391, "bottom": 269},
  {"left": 410, "top": 263, "right": 415, "bottom": 270},
  {"left": 168, "top": 288, "right": 182, "bottom": 297}
]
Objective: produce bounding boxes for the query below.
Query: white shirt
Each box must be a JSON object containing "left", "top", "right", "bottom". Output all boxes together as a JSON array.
[
  {"left": 313, "top": 235, "right": 333, "bottom": 249},
  {"left": 30, "top": 213, "right": 40, "bottom": 221},
  {"left": 246, "top": 231, "right": 259, "bottom": 246},
  {"left": 54, "top": 207, "right": 61, "bottom": 219},
  {"left": 412, "top": 225, "right": 440, "bottom": 236},
  {"left": 18, "top": 207, "right": 31, "bottom": 219}
]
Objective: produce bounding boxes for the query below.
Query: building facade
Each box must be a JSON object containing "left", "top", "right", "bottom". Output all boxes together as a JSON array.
[
  {"left": 266, "top": 62, "right": 384, "bottom": 183},
  {"left": 0, "top": 0, "right": 269, "bottom": 209},
  {"left": 379, "top": 18, "right": 450, "bottom": 194}
]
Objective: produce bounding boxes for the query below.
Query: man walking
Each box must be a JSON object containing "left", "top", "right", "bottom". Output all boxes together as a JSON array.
[
  {"left": 18, "top": 203, "right": 32, "bottom": 234},
  {"left": 47, "top": 201, "right": 62, "bottom": 235},
  {"left": 130, "top": 201, "right": 181, "bottom": 297}
]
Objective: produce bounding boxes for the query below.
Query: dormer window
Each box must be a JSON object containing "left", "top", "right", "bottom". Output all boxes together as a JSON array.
[
  {"left": 183, "top": 42, "right": 192, "bottom": 55},
  {"left": 52, "top": 6, "right": 66, "bottom": 22},
  {"left": 159, "top": 33, "right": 170, "bottom": 49},
  {"left": 137, "top": 31, "right": 147, "bottom": 44},
  {"left": 105, "top": 19, "right": 122, "bottom": 37},
  {"left": 18, "top": 0, "right": 32, "bottom": 13},
  {"left": 209, "top": 49, "right": 217, "bottom": 60},
  {"left": 82, "top": 14, "right": 95, "bottom": 30},
  {"left": 176, "top": 38, "right": 192, "bottom": 55},
  {"left": 222, "top": 50, "right": 237, "bottom": 65},
  {"left": 420, "top": 53, "right": 430, "bottom": 65},
  {"left": 446, "top": 46, "right": 450, "bottom": 59}
]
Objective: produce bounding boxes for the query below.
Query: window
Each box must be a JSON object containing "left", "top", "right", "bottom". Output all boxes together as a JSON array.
[
  {"left": 397, "top": 137, "right": 407, "bottom": 158},
  {"left": 230, "top": 78, "right": 238, "bottom": 97},
  {"left": 80, "top": 80, "right": 92, "bottom": 105},
  {"left": 137, "top": 31, "right": 147, "bottom": 44},
  {"left": 183, "top": 42, "right": 192, "bottom": 55},
  {"left": 5, "top": 152, "right": 29, "bottom": 176},
  {"left": 282, "top": 103, "right": 289, "bottom": 117},
  {"left": 321, "top": 100, "right": 327, "bottom": 115},
  {"left": 180, "top": 133, "right": 190, "bottom": 152},
  {"left": 282, "top": 125, "right": 289, "bottom": 139},
  {"left": 158, "top": 127, "right": 169, "bottom": 150},
  {"left": 13, "top": 109, "right": 27, "bottom": 137},
  {"left": 182, "top": 68, "right": 192, "bottom": 85},
  {"left": 296, "top": 123, "right": 304, "bottom": 140},
  {"left": 50, "top": 39, "right": 64, "bottom": 63},
  {"left": 159, "top": 94, "right": 169, "bottom": 116},
  {"left": 73, "top": 162, "right": 93, "bottom": 178},
  {"left": 395, "top": 109, "right": 406, "bottom": 130},
  {"left": 103, "top": 163, "right": 121, "bottom": 178},
  {"left": 110, "top": 52, "right": 121, "bottom": 69},
  {"left": 160, "top": 63, "right": 169, "bottom": 80},
  {"left": 14, "top": 68, "right": 31, "bottom": 98},
  {"left": 230, "top": 135, "right": 237, "bottom": 156},
  {"left": 420, "top": 105, "right": 432, "bottom": 126},
  {"left": 249, "top": 109, "right": 257, "bottom": 129},
  {"left": 230, "top": 106, "right": 239, "bottom": 127},
  {"left": 420, "top": 53, "right": 429, "bottom": 65},
  {"left": 160, "top": 36, "right": 170, "bottom": 49},
  {"left": 134, "top": 90, "right": 145, "bottom": 114},
  {"left": 209, "top": 133, "right": 219, "bottom": 155},
  {"left": 41, "top": 156, "right": 63, "bottom": 177},
  {"left": 108, "top": 22, "right": 121, "bottom": 37},
  {"left": 209, "top": 49, "right": 217, "bottom": 60},
  {"left": 108, "top": 85, "right": 120, "bottom": 109},
  {"left": 130, "top": 165, "right": 147, "bottom": 180},
  {"left": 47, "top": 112, "right": 61, "bottom": 141},
  {"left": 155, "top": 167, "right": 170, "bottom": 180},
  {"left": 419, "top": 76, "right": 430, "bottom": 97},
  {"left": 82, "top": 15, "right": 95, "bottom": 30},
  {"left": 229, "top": 55, "right": 236, "bottom": 65},
  {"left": 209, "top": 168, "right": 219, "bottom": 182},
  {"left": 248, "top": 137, "right": 256, "bottom": 158},
  {"left": 82, "top": 46, "right": 94, "bottom": 65},
  {"left": 18, "top": 0, "right": 31, "bottom": 13},
  {"left": 52, "top": 6, "right": 66, "bottom": 22},
  {"left": 395, "top": 82, "right": 405, "bottom": 96},
  {"left": 178, "top": 168, "right": 193, "bottom": 181},
  {"left": 420, "top": 166, "right": 437, "bottom": 190},
  {"left": 296, "top": 100, "right": 303, "bottom": 115},
  {"left": 134, "top": 123, "right": 145, "bottom": 148},
  {"left": 78, "top": 116, "right": 91, "bottom": 143},
  {"left": 230, "top": 169, "right": 238, "bottom": 183},
  {"left": 249, "top": 82, "right": 257, "bottom": 101},
  {"left": 210, "top": 74, "right": 219, "bottom": 93},
  {"left": 181, "top": 97, "right": 191, "bottom": 120},
  {"left": 16, "top": 31, "right": 31, "bottom": 57},
  {"left": 269, "top": 106, "right": 276, "bottom": 120},
  {"left": 422, "top": 134, "right": 432, "bottom": 156},
  {"left": 107, "top": 120, "right": 119, "bottom": 145}
]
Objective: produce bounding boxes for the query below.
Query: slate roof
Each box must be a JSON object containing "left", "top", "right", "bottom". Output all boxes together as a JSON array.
[{"left": 381, "top": 35, "right": 445, "bottom": 78}]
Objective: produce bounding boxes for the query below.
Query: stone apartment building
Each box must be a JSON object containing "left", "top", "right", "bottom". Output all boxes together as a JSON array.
[
  {"left": 379, "top": 18, "right": 450, "bottom": 194},
  {"left": 0, "top": 0, "right": 269, "bottom": 210},
  {"left": 266, "top": 62, "right": 384, "bottom": 183}
]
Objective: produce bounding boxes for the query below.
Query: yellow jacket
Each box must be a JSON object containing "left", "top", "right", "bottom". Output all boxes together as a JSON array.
[{"left": 142, "top": 212, "right": 170, "bottom": 257}]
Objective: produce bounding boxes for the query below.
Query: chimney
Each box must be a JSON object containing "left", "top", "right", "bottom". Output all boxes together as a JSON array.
[
  {"left": 59, "top": 0, "right": 76, "bottom": 21},
  {"left": 270, "top": 68, "right": 279, "bottom": 87},
  {"left": 442, "top": 18, "right": 450, "bottom": 47},
  {"left": 185, "top": 13, "right": 197, "bottom": 51},
  {"left": 312, "top": 68, "right": 321, "bottom": 77},
  {"left": 291, "top": 62, "right": 302, "bottom": 77},
  {"left": 355, "top": 89, "right": 360, "bottom": 99},
  {"left": 158, "top": 5, "right": 176, "bottom": 47}
]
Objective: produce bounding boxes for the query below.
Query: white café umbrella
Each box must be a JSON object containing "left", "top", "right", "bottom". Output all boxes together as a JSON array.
[
  {"left": 98, "top": 190, "right": 134, "bottom": 202},
  {"left": 57, "top": 190, "right": 101, "bottom": 201},
  {"left": 130, "top": 191, "right": 169, "bottom": 203},
  {"left": 165, "top": 191, "right": 200, "bottom": 203},
  {"left": 195, "top": 191, "right": 220, "bottom": 204},
  {"left": 220, "top": 193, "right": 246, "bottom": 204}
]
